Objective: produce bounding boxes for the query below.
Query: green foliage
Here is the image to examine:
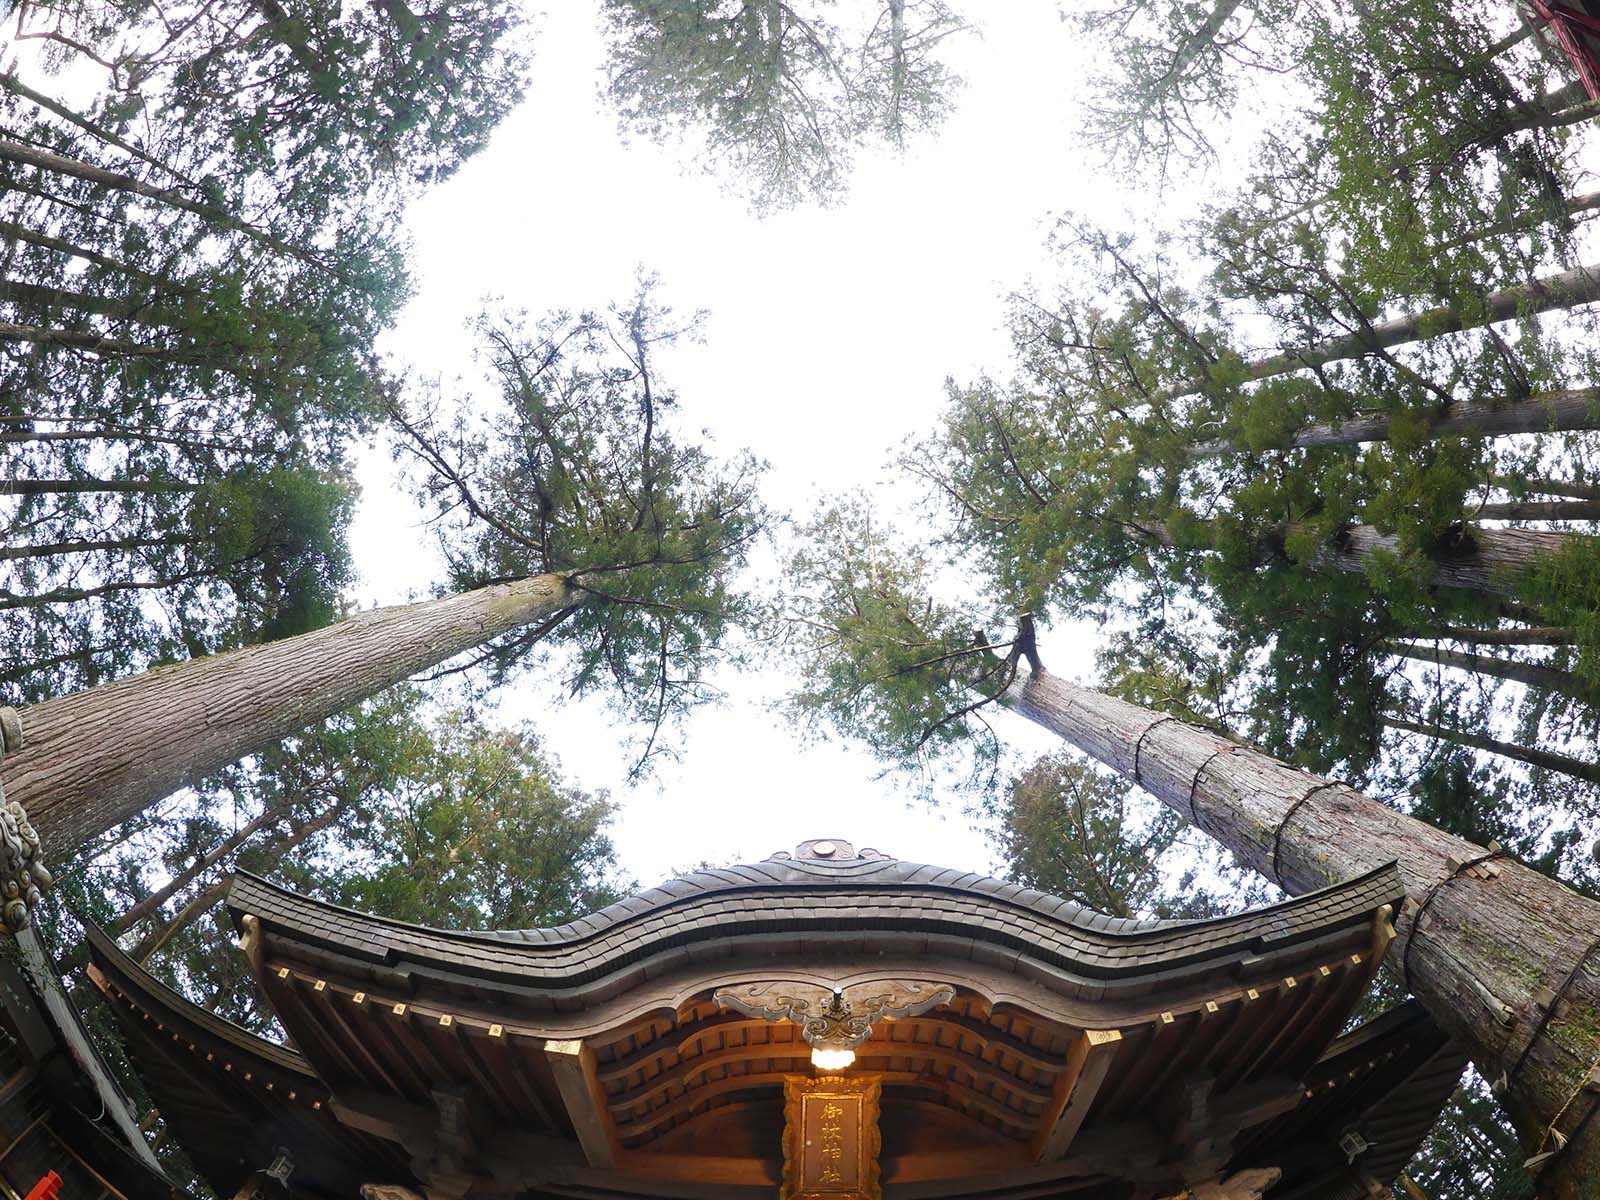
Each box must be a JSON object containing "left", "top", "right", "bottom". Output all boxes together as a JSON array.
[
  {"left": 1401, "top": 1076, "right": 1535, "bottom": 1200},
  {"left": 992, "top": 752, "right": 1262, "bottom": 918},
  {"left": 314, "top": 710, "right": 628, "bottom": 931},
  {"left": 602, "top": 0, "right": 968, "bottom": 209},
  {"left": 781, "top": 493, "right": 1012, "bottom": 787},
  {"left": 1523, "top": 537, "right": 1600, "bottom": 687},
  {"left": 398, "top": 278, "right": 770, "bottom": 772}
]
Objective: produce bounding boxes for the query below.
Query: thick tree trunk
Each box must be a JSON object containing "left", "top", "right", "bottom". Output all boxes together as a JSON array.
[
  {"left": 1192, "top": 388, "right": 1600, "bottom": 457},
  {"left": 1332, "top": 524, "right": 1575, "bottom": 596},
  {"left": 1384, "top": 643, "right": 1590, "bottom": 701},
  {"left": 112, "top": 806, "right": 279, "bottom": 934},
  {"left": 1006, "top": 666, "right": 1600, "bottom": 1196},
  {"left": 3, "top": 574, "right": 577, "bottom": 856},
  {"left": 1476, "top": 499, "right": 1600, "bottom": 522},
  {"left": 1382, "top": 715, "right": 1600, "bottom": 786},
  {"left": 1429, "top": 624, "right": 1576, "bottom": 647},
  {"left": 1238, "top": 265, "right": 1600, "bottom": 384}
]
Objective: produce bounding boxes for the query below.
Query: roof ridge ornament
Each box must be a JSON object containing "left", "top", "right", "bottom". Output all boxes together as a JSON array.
[{"left": 771, "top": 839, "right": 893, "bottom": 864}]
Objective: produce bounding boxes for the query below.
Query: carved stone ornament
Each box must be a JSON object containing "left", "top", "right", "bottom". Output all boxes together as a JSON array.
[
  {"left": 0, "top": 707, "right": 48, "bottom": 934},
  {"left": 360, "top": 1186, "right": 427, "bottom": 1200},
  {"left": 715, "top": 980, "right": 956, "bottom": 1051}
]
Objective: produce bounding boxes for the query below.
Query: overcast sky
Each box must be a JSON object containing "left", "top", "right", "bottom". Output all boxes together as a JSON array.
[{"left": 348, "top": 3, "right": 1234, "bottom": 887}]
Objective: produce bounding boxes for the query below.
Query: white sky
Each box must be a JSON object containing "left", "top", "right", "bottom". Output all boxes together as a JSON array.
[{"left": 347, "top": 3, "right": 1235, "bottom": 887}]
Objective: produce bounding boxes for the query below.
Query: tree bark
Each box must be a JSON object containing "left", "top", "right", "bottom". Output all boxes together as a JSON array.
[
  {"left": 1382, "top": 715, "right": 1600, "bottom": 786},
  {"left": 1429, "top": 624, "right": 1576, "bottom": 647},
  {"left": 1503, "top": 477, "right": 1600, "bottom": 502},
  {"left": 1238, "top": 265, "right": 1600, "bottom": 384},
  {"left": 0, "top": 220, "right": 158, "bottom": 282},
  {"left": 1192, "top": 388, "right": 1600, "bottom": 457},
  {"left": 1331, "top": 524, "right": 1576, "bottom": 597},
  {"left": 3, "top": 574, "right": 576, "bottom": 855},
  {"left": 1384, "top": 642, "right": 1590, "bottom": 702},
  {"left": 0, "top": 279, "right": 181, "bottom": 327},
  {"left": 0, "top": 140, "right": 334, "bottom": 275},
  {"left": 1006, "top": 666, "right": 1600, "bottom": 1196},
  {"left": 1476, "top": 499, "right": 1600, "bottom": 522},
  {"left": 0, "top": 478, "right": 201, "bottom": 496},
  {"left": 111, "top": 806, "right": 279, "bottom": 934},
  {"left": 0, "top": 535, "right": 187, "bottom": 562}
]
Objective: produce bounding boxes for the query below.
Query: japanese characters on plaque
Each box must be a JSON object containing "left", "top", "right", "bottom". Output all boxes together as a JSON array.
[{"left": 781, "top": 1075, "right": 881, "bottom": 1200}]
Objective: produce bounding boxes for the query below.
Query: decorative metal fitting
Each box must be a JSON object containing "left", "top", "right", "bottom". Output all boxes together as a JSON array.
[{"left": 715, "top": 979, "right": 956, "bottom": 1054}]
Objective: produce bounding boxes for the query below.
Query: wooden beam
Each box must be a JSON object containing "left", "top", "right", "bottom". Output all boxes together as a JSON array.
[
  {"left": 1030, "top": 1028, "right": 1122, "bottom": 1161},
  {"left": 544, "top": 1039, "right": 618, "bottom": 1169}
]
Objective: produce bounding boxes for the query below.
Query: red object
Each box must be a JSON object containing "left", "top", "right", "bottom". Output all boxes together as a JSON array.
[
  {"left": 1523, "top": 0, "right": 1600, "bottom": 100},
  {"left": 23, "top": 1171, "right": 62, "bottom": 1200}
]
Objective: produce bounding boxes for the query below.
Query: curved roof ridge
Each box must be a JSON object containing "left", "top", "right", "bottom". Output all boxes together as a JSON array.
[
  {"left": 225, "top": 844, "right": 1402, "bottom": 955},
  {"left": 83, "top": 922, "right": 312, "bottom": 1077}
]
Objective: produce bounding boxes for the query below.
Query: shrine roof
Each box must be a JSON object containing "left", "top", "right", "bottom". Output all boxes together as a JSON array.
[{"left": 221, "top": 838, "right": 1406, "bottom": 1008}]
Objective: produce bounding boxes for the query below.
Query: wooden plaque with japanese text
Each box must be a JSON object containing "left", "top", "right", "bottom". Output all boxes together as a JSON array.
[{"left": 781, "top": 1075, "right": 881, "bottom": 1200}]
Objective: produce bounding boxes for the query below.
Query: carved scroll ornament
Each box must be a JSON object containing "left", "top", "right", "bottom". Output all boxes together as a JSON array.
[
  {"left": 0, "top": 707, "right": 47, "bottom": 934},
  {"left": 715, "top": 979, "right": 956, "bottom": 1051}
]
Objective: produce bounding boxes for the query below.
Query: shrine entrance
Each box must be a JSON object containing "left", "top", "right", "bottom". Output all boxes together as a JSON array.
[{"left": 87, "top": 839, "right": 1464, "bottom": 1200}]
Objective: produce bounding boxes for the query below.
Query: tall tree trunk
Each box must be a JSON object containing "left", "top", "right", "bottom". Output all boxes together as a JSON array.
[
  {"left": 0, "top": 320, "right": 172, "bottom": 357},
  {"left": 0, "top": 140, "right": 335, "bottom": 276},
  {"left": 0, "top": 534, "right": 187, "bottom": 562},
  {"left": 1436, "top": 187, "right": 1600, "bottom": 252},
  {"left": 3, "top": 574, "right": 577, "bottom": 855},
  {"left": 1152, "top": 0, "right": 1243, "bottom": 96},
  {"left": 0, "top": 72, "right": 195, "bottom": 186},
  {"left": 1237, "top": 265, "right": 1600, "bottom": 384},
  {"left": 1501, "top": 476, "right": 1600, "bottom": 502},
  {"left": 0, "top": 219, "right": 158, "bottom": 281},
  {"left": 0, "top": 279, "right": 181, "bottom": 327},
  {"left": 1384, "top": 642, "right": 1591, "bottom": 702},
  {"left": 1429, "top": 624, "right": 1576, "bottom": 647},
  {"left": 1193, "top": 387, "right": 1600, "bottom": 457},
  {"left": 111, "top": 806, "right": 279, "bottom": 934},
  {"left": 1331, "top": 524, "right": 1576, "bottom": 597},
  {"left": 0, "top": 478, "right": 200, "bottom": 496},
  {"left": 1005, "top": 660, "right": 1600, "bottom": 1196},
  {"left": 129, "top": 800, "right": 343, "bottom": 962},
  {"left": 1382, "top": 715, "right": 1600, "bottom": 786},
  {"left": 1476, "top": 499, "right": 1600, "bottom": 522}
]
